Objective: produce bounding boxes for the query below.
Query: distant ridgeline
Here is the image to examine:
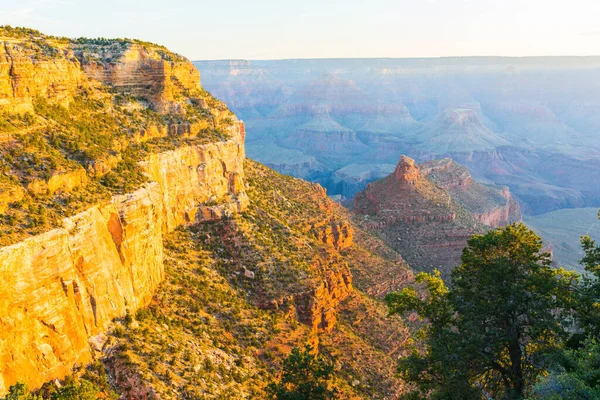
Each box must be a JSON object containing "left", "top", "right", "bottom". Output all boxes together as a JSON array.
[{"left": 195, "top": 57, "right": 600, "bottom": 215}]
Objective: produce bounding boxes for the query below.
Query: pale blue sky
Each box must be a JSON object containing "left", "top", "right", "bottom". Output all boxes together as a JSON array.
[{"left": 1, "top": 0, "right": 600, "bottom": 60}]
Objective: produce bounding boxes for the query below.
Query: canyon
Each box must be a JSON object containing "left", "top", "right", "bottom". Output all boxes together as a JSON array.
[
  {"left": 196, "top": 58, "right": 600, "bottom": 216},
  {"left": 1, "top": 26, "right": 591, "bottom": 399},
  {"left": 0, "top": 28, "right": 415, "bottom": 398}
]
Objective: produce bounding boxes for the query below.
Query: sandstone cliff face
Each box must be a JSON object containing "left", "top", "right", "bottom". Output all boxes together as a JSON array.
[
  {"left": 0, "top": 184, "right": 164, "bottom": 392},
  {"left": 76, "top": 43, "right": 202, "bottom": 113},
  {"left": 0, "top": 38, "right": 84, "bottom": 113},
  {"left": 0, "top": 123, "right": 248, "bottom": 394},
  {"left": 421, "top": 158, "right": 522, "bottom": 228},
  {"left": 140, "top": 122, "right": 247, "bottom": 230}
]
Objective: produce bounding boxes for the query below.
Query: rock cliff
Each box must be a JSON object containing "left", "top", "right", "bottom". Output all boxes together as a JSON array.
[
  {"left": 354, "top": 155, "right": 487, "bottom": 280},
  {"left": 420, "top": 158, "right": 521, "bottom": 227},
  {"left": 0, "top": 27, "right": 237, "bottom": 247},
  {"left": 0, "top": 184, "right": 164, "bottom": 392},
  {"left": 75, "top": 41, "right": 202, "bottom": 114},
  {"left": 0, "top": 123, "right": 247, "bottom": 392},
  {"left": 0, "top": 35, "right": 84, "bottom": 113},
  {"left": 0, "top": 27, "right": 248, "bottom": 393}
]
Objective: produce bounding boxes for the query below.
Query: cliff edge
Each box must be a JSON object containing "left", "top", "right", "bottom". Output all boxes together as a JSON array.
[{"left": 0, "top": 27, "right": 247, "bottom": 393}]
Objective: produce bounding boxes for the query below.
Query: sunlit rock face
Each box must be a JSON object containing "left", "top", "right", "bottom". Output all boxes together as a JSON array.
[
  {"left": 0, "top": 185, "right": 165, "bottom": 392},
  {"left": 77, "top": 43, "right": 202, "bottom": 113},
  {"left": 0, "top": 38, "right": 84, "bottom": 113},
  {"left": 420, "top": 158, "right": 521, "bottom": 227},
  {"left": 0, "top": 120, "right": 248, "bottom": 393}
]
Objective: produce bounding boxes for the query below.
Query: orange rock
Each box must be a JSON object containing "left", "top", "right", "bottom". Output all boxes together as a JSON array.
[
  {"left": 0, "top": 184, "right": 163, "bottom": 392},
  {"left": 0, "top": 124, "right": 248, "bottom": 394},
  {"left": 78, "top": 43, "right": 202, "bottom": 114},
  {"left": 0, "top": 38, "right": 84, "bottom": 114}
]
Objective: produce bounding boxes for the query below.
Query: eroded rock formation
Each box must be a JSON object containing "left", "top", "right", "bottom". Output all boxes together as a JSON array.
[
  {"left": 75, "top": 42, "right": 203, "bottom": 113},
  {"left": 354, "top": 155, "right": 486, "bottom": 279},
  {"left": 0, "top": 37, "right": 84, "bottom": 113},
  {"left": 0, "top": 122, "right": 247, "bottom": 393},
  {"left": 421, "top": 158, "right": 521, "bottom": 227}
]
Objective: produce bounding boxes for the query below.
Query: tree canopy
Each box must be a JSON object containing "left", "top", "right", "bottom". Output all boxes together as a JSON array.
[
  {"left": 268, "top": 345, "right": 337, "bottom": 400},
  {"left": 387, "top": 223, "right": 577, "bottom": 399}
]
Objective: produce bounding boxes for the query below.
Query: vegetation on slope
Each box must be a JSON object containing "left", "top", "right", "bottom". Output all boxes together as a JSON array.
[
  {"left": 53, "top": 160, "right": 412, "bottom": 399},
  {"left": 0, "top": 28, "right": 235, "bottom": 246},
  {"left": 385, "top": 213, "right": 600, "bottom": 399}
]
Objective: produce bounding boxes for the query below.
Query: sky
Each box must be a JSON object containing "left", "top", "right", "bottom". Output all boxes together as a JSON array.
[{"left": 1, "top": 0, "right": 600, "bottom": 60}]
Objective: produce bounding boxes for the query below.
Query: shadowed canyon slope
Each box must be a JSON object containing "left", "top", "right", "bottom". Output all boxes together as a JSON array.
[
  {"left": 354, "top": 155, "right": 521, "bottom": 279},
  {"left": 195, "top": 58, "right": 600, "bottom": 215},
  {"left": 0, "top": 28, "right": 416, "bottom": 398},
  {"left": 100, "top": 161, "right": 415, "bottom": 399}
]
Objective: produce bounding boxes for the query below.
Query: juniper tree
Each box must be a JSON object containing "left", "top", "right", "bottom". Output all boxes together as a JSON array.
[{"left": 387, "top": 223, "right": 577, "bottom": 399}]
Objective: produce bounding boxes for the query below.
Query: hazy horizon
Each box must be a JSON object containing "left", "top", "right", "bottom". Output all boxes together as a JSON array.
[
  {"left": 2, "top": 0, "right": 600, "bottom": 60},
  {"left": 193, "top": 55, "right": 600, "bottom": 61}
]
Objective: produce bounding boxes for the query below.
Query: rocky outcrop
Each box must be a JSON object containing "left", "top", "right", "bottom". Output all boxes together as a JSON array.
[
  {"left": 421, "top": 158, "right": 522, "bottom": 227},
  {"left": 0, "top": 123, "right": 248, "bottom": 393},
  {"left": 295, "top": 256, "right": 353, "bottom": 332},
  {"left": 140, "top": 122, "right": 247, "bottom": 230},
  {"left": 354, "top": 155, "right": 485, "bottom": 280},
  {"left": 394, "top": 155, "right": 420, "bottom": 184},
  {"left": 354, "top": 156, "right": 457, "bottom": 224},
  {"left": 354, "top": 155, "right": 523, "bottom": 280},
  {"left": 26, "top": 169, "right": 89, "bottom": 196},
  {"left": 313, "top": 219, "right": 354, "bottom": 250},
  {"left": 76, "top": 43, "right": 202, "bottom": 113},
  {"left": 0, "top": 37, "right": 84, "bottom": 113}
]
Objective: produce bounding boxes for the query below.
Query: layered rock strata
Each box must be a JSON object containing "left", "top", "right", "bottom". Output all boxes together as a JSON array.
[
  {"left": 420, "top": 158, "right": 521, "bottom": 227},
  {"left": 0, "top": 37, "right": 84, "bottom": 113},
  {"left": 0, "top": 123, "right": 247, "bottom": 393},
  {"left": 354, "top": 156, "right": 485, "bottom": 280},
  {"left": 76, "top": 43, "right": 202, "bottom": 113}
]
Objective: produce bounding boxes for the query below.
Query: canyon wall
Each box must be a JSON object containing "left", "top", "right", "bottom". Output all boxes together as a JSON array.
[
  {"left": 421, "top": 158, "right": 522, "bottom": 227},
  {"left": 76, "top": 43, "right": 202, "bottom": 113},
  {"left": 0, "top": 123, "right": 247, "bottom": 393},
  {"left": 0, "top": 38, "right": 84, "bottom": 113}
]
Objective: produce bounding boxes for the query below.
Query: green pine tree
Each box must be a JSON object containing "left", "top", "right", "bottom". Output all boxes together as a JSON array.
[{"left": 387, "top": 223, "right": 577, "bottom": 399}]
